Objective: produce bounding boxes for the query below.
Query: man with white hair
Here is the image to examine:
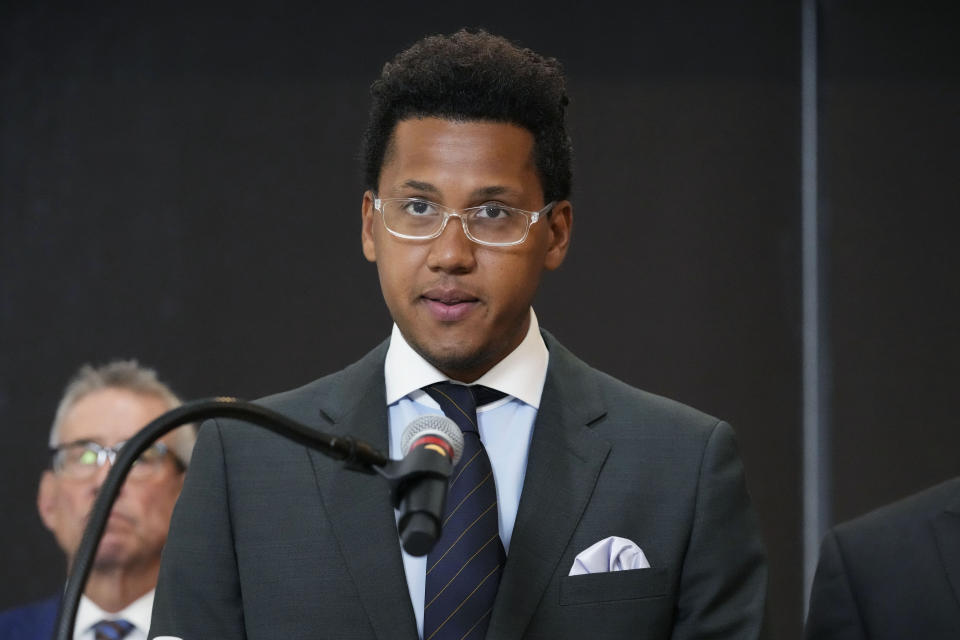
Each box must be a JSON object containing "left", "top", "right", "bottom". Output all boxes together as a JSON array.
[{"left": 0, "top": 360, "right": 195, "bottom": 640}]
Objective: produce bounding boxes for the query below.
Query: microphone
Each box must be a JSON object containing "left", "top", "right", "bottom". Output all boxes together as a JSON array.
[
  {"left": 395, "top": 415, "right": 464, "bottom": 556},
  {"left": 401, "top": 413, "right": 464, "bottom": 465}
]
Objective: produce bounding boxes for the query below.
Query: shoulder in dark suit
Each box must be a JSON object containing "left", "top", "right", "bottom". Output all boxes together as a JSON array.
[
  {"left": 805, "top": 476, "right": 960, "bottom": 640},
  {"left": 150, "top": 332, "right": 767, "bottom": 639},
  {"left": 0, "top": 594, "right": 60, "bottom": 640}
]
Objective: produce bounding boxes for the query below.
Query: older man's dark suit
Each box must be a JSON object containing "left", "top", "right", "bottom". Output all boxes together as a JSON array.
[
  {"left": 0, "top": 595, "right": 59, "bottom": 640},
  {"left": 805, "top": 477, "right": 960, "bottom": 640},
  {"left": 150, "top": 331, "right": 767, "bottom": 639}
]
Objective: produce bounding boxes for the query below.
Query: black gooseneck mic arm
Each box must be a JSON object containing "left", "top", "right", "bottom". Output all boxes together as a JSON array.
[{"left": 53, "top": 397, "right": 432, "bottom": 640}]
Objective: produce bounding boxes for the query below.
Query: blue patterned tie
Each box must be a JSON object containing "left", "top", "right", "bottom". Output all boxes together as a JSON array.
[
  {"left": 92, "top": 618, "right": 135, "bottom": 640},
  {"left": 422, "top": 382, "right": 506, "bottom": 640}
]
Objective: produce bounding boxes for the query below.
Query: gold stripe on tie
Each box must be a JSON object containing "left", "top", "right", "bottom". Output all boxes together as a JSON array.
[
  {"left": 449, "top": 449, "right": 482, "bottom": 488},
  {"left": 429, "top": 388, "right": 478, "bottom": 429},
  {"left": 427, "top": 503, "right": 498, "bottom": 575},
  {"left": 425, "top": 564, "right": 502, "bottom": 640},
  {"left": 425, "top": 532, "right": 501, "bottom": 609},
  {"left": 441, "top": 471, "right": 492, "bottom": 526}
]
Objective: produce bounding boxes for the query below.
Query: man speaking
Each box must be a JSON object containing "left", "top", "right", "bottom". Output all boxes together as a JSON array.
[{"left": 150, "top": 29, "right": 767, "bottom": 639}]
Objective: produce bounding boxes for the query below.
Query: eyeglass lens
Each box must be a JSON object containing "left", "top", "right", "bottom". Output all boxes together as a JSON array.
[
  {"left": 380, "top": 199, "right": 532, "bottom": 244},
  {"left": 54, "top": 441, "right": 169, "bottom": 478}
]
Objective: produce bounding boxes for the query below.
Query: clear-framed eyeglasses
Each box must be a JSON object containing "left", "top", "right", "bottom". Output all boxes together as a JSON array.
[
  {"left": 373, "top": 197, "right": 556, "bottom": 247},
  {"left": 50, "top": 439, "right": 184, "bottom": 480}
]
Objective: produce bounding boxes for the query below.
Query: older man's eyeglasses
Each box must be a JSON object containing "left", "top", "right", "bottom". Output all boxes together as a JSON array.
[
  {"left": 50, "top": 440, "right": 183, "bottom": 480},
  {"left": 374, "top": 197, "right": 555, "bottom": 247}
]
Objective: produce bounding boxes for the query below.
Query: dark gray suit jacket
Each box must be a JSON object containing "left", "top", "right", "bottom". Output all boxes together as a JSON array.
[
  {"left": 150, "top": 332, "right": 766, "bottom": 639},
  {"left": 805, "top": 477, "right": 960, "bottom": 640}
]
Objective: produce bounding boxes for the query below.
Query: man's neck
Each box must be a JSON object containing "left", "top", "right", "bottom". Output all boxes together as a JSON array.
[
  {"left": 384, "top": 308, "right": 549, "bottom": 409},
  {"left": 83, "top": 564, "right": 158, "bottom": 613}
]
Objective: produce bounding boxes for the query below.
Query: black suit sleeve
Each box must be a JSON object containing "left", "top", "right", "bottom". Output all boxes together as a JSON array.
[
  {"left": 672, "top": 422, "right": 768, "bottom": 640},
  {"left": 149, "top": 421, "right": 247, "bottom": 639},
  {"left": 804, "top": 530, "right": 867, "bottom": 640}
]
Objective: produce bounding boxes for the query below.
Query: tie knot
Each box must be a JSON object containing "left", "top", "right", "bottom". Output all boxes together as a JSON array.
[
  {"left": 472, "top": 384, "right": 507, "bottom": 407},
  {"left": 92, "top": 619, "right": 135, "bottom": 640},
  {"left": 422, "top": 382, "right": 506, "bottom": 435}
]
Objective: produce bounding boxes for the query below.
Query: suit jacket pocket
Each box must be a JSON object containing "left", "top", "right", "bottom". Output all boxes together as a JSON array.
[{"left": 559, "top": 567, "right": 669, "bottom": 605}]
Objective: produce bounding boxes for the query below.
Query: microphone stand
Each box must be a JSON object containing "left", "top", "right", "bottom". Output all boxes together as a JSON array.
[{"left": 53, "top": 397, "right": 446, "bottom": 640}]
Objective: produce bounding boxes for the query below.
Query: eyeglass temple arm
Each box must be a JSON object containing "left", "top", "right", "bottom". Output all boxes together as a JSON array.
[{"left": 53, "top": 397, "right": 391, "bottom": 640}]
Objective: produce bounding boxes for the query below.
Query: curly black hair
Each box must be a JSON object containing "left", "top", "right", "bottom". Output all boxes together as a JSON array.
[{"left": 361, "top": 29, "right": 572, "bottom": 203}]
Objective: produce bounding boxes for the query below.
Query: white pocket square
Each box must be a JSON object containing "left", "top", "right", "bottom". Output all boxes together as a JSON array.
[{"left": 568, "top": 536, "right": 651, "bottom": 575}]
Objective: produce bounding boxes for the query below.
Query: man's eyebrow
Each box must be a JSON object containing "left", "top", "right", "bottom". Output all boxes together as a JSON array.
[
  {"left": 53, "top": 438, "right": 97, "bottom": 449},
  {"left": 395, "top": 182, "right": 520, "bottom": 201},
  {"left": 470, "top": 186, "right": 512, "bottom": 199},
  {"left": 399, "top": 180, "right": 440, "bottom": 194}
]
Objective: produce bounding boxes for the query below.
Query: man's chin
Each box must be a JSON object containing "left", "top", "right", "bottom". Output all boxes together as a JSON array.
[
  {"left": 92, "top": 536, "right": 132, "bottom": 571},
  {"left": 416, "top": 343, "right": 495, "bottom": 382}
]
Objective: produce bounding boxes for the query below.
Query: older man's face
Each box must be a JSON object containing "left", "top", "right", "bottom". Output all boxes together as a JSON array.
[{"left": 37, "top": 388, "right": 184, "bottom": 573}]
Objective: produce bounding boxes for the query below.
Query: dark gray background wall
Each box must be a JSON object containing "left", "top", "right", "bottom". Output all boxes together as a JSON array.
[
  {"left": 1, "top": 3, "right": 956, "bottom": 640},
  {"left": 820, "top": 1, "right": 960, "bottom": 524}
]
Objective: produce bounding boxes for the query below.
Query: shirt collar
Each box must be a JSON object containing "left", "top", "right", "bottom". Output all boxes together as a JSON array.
[
  {"left": 384, "top": 307, "right": 549, "bottom": 409},
  {"left": 75, "top": 589, "right": 154, "bottom": 637}
]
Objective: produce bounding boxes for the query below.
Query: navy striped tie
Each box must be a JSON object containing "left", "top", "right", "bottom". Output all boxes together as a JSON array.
[
  {"left": 422, "top": 382, "right": 506, "bottom": 640},
  {"left": 92, "top": 618, "right": 135, "bottom": 640}
]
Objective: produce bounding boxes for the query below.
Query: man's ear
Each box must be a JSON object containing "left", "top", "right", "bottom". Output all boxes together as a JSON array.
[
  {"left": 37, "top": 471, "right": 58, "bottom": 532},
  {"left": 543, "top": 200, "right": 572, "bottom": 271},
  {"left": 361, "top": 191, "right": 378, "bottom": 263}
]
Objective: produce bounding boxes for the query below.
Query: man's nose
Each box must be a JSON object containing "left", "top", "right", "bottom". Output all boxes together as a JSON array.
[
  {"left": 91, "top": 455, "right": 115, "bottom": 489},
  {"left": 427, "top": 215, "right": 477, "bottom": 273}
]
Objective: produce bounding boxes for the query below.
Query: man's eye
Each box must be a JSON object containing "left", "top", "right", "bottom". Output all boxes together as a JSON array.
[
  {"left": 78, "top": 449, "right": 98, "bottom": 465},
  {"left": 138, "top": 447, "right": 162, "bottom": 464},
  {"left": 476, "top": 205, "right": 512, "bottom": 220},
  {"left": 403, "top": 200, "right": 437, "bottom": 216}
]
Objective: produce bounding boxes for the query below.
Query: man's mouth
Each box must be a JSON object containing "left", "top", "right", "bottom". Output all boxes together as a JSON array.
[
  {"left": 421, "top": 288, "right": 479, "bottom": 321},
  {"left": 99, "top": 508, "right": 135, "bottom": 529}
]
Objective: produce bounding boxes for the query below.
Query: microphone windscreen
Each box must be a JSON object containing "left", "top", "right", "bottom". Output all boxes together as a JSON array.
[{"left": 401, "top": 414, "right": 464, "bottom": 465}]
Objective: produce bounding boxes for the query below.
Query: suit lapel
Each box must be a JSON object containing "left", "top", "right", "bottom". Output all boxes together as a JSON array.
[
  {"left": 307, "top": 342, "right": 419, "bottom": 640},
  {"left": 931, "top": 484, "right": 960, "bottom": 612},
  {"left": 488, "top": 334, "right": 611, "bottom": 640}
]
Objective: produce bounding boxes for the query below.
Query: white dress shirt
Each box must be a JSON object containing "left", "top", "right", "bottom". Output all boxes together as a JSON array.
[
  {"left": 74, "top": 589, "right": 153, "bottom": 640},
  {"left": 384, "top": 308, "right": 549, "bottom": 639}
]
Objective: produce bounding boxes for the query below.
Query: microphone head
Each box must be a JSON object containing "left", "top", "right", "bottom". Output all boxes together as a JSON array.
[{"left": 401, "top": 414, "right": 464, "bottom": 466}]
